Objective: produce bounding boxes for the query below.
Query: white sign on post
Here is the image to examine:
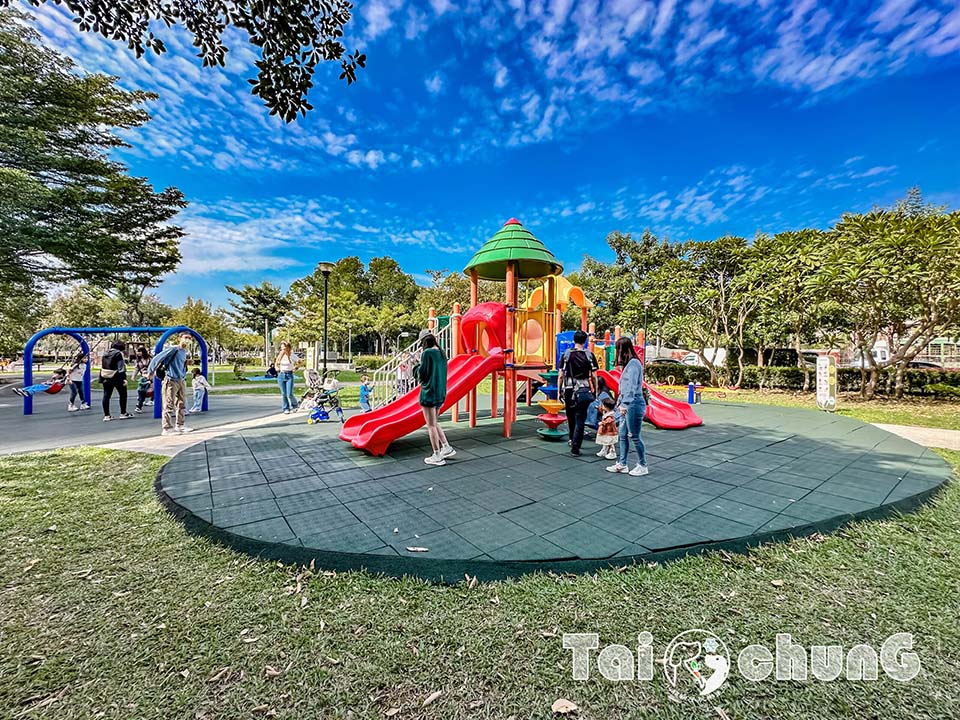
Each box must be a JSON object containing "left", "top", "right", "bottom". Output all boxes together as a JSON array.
[{"left": 816, "top": 354, "right": 837, "bottom": 412}]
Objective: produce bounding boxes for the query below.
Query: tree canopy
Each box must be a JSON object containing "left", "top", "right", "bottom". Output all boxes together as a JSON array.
[
  {"left": 5, "top": 0, "right": 366, "bottom": 122},
  {"left": 0, "top": 10, "right": 184, "bottom": 291}
]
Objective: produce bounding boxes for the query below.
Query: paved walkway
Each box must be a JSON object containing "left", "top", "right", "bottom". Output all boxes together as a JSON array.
[{"left": 873, "top": 424, "right": 960, "bottom": 451}]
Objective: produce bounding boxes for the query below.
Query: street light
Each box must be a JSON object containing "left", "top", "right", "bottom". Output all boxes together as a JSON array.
[
  {"left": 642, "top": 297, "right": 653, "bottom": 363},
  {"left": 318, "top": 261, "right": 335, "bottom": 374},
  {"left": 396, "top": 331, "right": 411, "bottom": 352}
]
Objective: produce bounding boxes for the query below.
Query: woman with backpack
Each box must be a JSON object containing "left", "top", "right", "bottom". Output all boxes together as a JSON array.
[
  {"left": 100, "top": 341, "right": 133, "bottom": 421},
  {"left": 606, "top": 336, "right": 649, "bottom": 476},
  {"left": 557, "top": 329, "right": 598, "bottom": 457}
]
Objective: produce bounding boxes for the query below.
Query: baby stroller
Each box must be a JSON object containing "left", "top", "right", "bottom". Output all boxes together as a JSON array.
[{"left": 300, "top": 368, "right": 344, "bottom": 424}]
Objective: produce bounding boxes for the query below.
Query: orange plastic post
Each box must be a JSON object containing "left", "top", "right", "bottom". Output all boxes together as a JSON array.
[
  {"left": 588, "top": 322, "right": 596, "bottom": 353},
  {"left": 614, "top": 325, "right": 621, "bottom": 342},
  {"left": 470, "top": 269, "right": 479, "bottom": 308},
  {"left": 491, "top": 370, "right": 498, "bottom": 419},
  {"left": 428, "top": 307, "right": 437, "bottom": 334},
  {"left": 526, "top": 378, "right": 532, "bottom": 406},
  {"left": 580, "top": 306, "right": 588, "bottom": 331},
  {"left": 546, "top": 275, "right": 558, "bottom": 368},
  {"left": 504, "top": 261, "right": 516, "bottom": 438}
]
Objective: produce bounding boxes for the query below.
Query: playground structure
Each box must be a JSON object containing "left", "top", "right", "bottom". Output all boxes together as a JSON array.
[
  {"left": 342, "top": 218, "right": 702, "bottom": 455},
  {"left": 20, "top": 326, "right": 208, "bottom": 419}
]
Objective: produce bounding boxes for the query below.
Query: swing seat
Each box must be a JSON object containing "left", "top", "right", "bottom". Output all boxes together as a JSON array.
[{"left": 44, "top": 382, "right": 65, "bottom": 395}]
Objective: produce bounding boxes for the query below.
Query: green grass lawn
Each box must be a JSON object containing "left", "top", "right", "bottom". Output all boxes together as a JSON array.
[
  {"left": 703, "top": 389, "right": 960, "bottom": 432},
  {"left": 1, "top": 448, "right": 958, "bottom": 719}
]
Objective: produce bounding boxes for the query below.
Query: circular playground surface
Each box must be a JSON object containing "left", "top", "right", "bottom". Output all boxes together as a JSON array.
[{"left": 155, "top": 403, "right": 953, "bottom": 582}]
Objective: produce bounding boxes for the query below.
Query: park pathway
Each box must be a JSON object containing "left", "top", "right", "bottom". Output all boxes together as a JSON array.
[{"left": 872, "top": 424, "right": 960, "bottom": 451}]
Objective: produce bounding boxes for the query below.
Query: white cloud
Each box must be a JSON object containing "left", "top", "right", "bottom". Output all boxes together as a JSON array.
[
  {"left": 361, "top": 0, "right": 403, "bottom": 40},
  {"left": 425, "top": 71, "right": 445, "bottom": 95}
]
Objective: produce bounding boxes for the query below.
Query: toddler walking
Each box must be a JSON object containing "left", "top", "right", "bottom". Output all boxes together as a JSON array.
[
  {"left": 185, "top": 367, "right": 211, "bottom": 414},
  {"left": 594, "top": 397, "right": 619, "bottom": 460}
]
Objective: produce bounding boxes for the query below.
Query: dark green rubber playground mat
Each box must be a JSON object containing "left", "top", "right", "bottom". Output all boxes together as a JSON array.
[{"left": 155, "top": 403, "right": 954, "bottom": 582}]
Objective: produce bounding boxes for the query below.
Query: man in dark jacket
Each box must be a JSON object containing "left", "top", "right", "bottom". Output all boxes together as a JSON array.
[{"left": 557, "top": 329, "right": 598, "bottom": 456}]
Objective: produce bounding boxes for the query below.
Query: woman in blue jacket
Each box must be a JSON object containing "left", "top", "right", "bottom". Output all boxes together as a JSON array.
[{"left": 607, "top": 336, "right": 648, "bottom": 476}]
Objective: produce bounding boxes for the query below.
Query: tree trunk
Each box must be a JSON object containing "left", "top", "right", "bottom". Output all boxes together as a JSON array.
[
  {"left": 865, "top": 368, "right": 879, "bottom": 400},
  {"left": 894, "top": 361, "right": 907, "bottom": 399},
  {"left": 794, "top": 335, "right": 810, "bottom": 392}
]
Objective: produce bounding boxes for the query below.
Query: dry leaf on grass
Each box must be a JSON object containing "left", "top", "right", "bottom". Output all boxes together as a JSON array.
[
  {"left": 770, "top": 579, "right": 785, "bottom": 587},
  {"left": 551, "top": 698, "right": 578, "bottom": 714},
  {"left": 207, "top": 667, "right": 230, "bottom": 683},
  {"left": 422, "top": 690, "right": 442, "bottom": 707},
  {"left": 300, "top": 595, "right": 309, "bottom": 609},
  {"left": 715, "top": 707, "right": 732, "bottom": 720},
  {"left": 385, "top": 708, "right": 401, "bottom": 717},
  {"left": 264, "top": 666, "right": 282, "bottom": 677}
]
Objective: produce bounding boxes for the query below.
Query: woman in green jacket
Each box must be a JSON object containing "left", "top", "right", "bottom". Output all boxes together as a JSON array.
[{"left": 417, "top": 333, "right": 456, "bottom": 466}]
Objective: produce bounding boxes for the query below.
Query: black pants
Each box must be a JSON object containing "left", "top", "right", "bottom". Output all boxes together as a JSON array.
[
  {"left": 565, "top": 387, "right": 595, "bottom": 454},
  {"left": 102, "top": 378, "right": 127, "bottom": 416}
]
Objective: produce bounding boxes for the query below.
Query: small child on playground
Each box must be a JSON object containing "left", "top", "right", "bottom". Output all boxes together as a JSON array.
[
  {"left": 359, "top": 374, "right": 373, "bottom": 413},
  {"left": 595, "top": 397, "right": 619, "bottom": 459},
  {"left": 13, "top": 368, "right": 67, "bottom": 398},
  {"left": 186, "top": 367, "right": 211, "bottom": 415},
  {"left": 66, "top": 352, "right": 89, "bottom": 411},
  {"left": 134, "top": 374, "right": 152, "bottom": 414}
]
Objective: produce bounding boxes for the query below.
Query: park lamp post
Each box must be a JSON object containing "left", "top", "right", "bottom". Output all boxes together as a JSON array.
[
  {"left": 346, "top": 323, "right": 353, "bottom": 365},
  {"left": 396, "top": 331, "right": 411, "bottom": 353},
  {"left": 318, "top": 261, "right": 335, "bottom": 374},
  {"left": 642, "top": 297, "right": 653, "bottom": 363}
]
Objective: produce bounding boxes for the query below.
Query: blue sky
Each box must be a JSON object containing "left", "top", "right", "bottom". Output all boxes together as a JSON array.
[{"left": 31, "top": 0, "right": 960, "bottom": 308}]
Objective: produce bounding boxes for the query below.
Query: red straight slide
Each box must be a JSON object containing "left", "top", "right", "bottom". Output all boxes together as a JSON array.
[
  {"left": 342, "top": 352, "right": 505, "bottom": 456},
  {"left": 597, "top": 368, "right": 703, "bottom": 430}
]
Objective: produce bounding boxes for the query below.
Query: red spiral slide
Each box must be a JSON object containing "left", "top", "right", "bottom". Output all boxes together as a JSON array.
[{"left": 598, "top": 368, "right": 703, "bottom": 430}]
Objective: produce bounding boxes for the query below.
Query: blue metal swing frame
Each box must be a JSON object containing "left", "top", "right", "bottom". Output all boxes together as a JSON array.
[{"left": 21, "top": 326, "right": 209, "bottom": 418}]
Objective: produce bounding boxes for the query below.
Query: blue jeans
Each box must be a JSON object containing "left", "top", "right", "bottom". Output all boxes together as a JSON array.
[
  {"left": 190, "top": 388, "right": 205, "bottom": 412},
  {"left": 360, "top": 399, "right": 372, "bottom": 413},
  {"left": 278, "top": 371, "right": 296, "bottom": 411},
  {"left": 618, "top": 402, "right": 647, "bottom": 467}
]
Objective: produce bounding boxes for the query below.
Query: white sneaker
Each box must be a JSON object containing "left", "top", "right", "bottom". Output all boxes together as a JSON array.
[
  {"left": 80, "top": 403, "right": 90, "bottom": 410},
  {"left": 283, "top": 409, "right": 291, "bottom": 415},
  {"left": 67, "top": 404, "right": 78, "bottom": 412},
  {"left": 606, "top": 463, "right": 629, "bottom": 473},
  {"left": 606, "top": 448, "right": 618, "bottom": 460},
  {"left": 118, "top": 413, "right": 134, "bottom": 419},
  {"left": 629, "top": 464, "right": 649, "bottom": 476},
  {"left": 424, "top": 453, "right": 446, "bottom": 466},
  {"left": 161, "top": 429, "right": 176, "bottom": 436},
  {"left": 439, "top": 445, "right": 456, "bottom": 458},
  {"left": 134, "top": 407, "right": 144, "bottom": 414},
  {"left": 102, "top": 416, "right": 113, "bottom": 422},
  {"left": 176, "top": 426, "right": 194, "bottom": 433},
  {"left": 595, "top": 448, "right": 607, "bottom": 457}
]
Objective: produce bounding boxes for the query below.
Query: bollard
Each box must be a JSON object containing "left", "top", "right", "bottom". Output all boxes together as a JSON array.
[{"left": 687, "top": 381, "right": 695, "bottom": 405}]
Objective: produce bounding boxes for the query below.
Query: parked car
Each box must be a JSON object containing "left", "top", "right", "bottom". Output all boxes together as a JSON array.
[
  {"left": 907, "top": 360, "right": 943, "bottom": 369},
  {"left": 646, "top": 357, "right": 684, "bottom": 366}
]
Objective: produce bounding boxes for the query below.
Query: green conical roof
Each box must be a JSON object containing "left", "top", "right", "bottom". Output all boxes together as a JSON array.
[{"left": 463, "top": 218, "right": 563, "bottom": 281}]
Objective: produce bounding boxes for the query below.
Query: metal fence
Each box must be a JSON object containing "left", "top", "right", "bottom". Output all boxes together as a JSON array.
[{"left": 370, "top": 323, "right": 453, "bottom": 408}]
